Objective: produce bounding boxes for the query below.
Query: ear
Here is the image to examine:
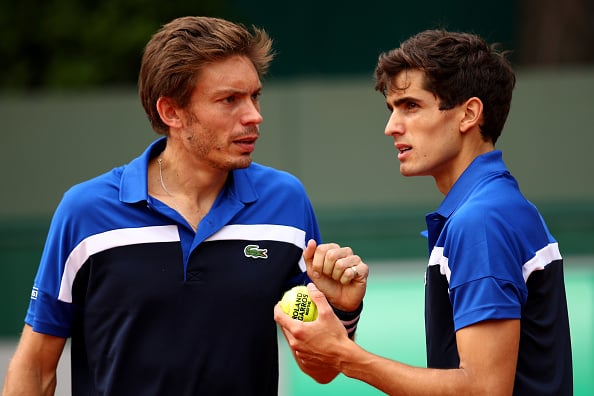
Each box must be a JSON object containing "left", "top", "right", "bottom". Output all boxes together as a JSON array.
[
  {"left": 460, "top": 97, "right": 483, "bottom": 133},
  {"left": 156, "top": 97, "right": 183, "bottom": 129}
]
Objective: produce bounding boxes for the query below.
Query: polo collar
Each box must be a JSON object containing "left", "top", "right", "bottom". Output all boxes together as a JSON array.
[
  {"left": 435, "top": 150, "right": 508, "bottom": 219},
  {"left": 119, "top": 137, "right": 259, "bottom": 205}
]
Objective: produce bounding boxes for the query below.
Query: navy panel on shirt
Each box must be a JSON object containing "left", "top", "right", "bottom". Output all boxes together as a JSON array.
[{"left": 70, "top": 236, "right": 302, "bottom": 395}]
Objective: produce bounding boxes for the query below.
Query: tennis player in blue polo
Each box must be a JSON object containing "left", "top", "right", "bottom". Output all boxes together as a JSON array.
[
  {"left": 3, "top": 16, "right": 368, "bottom": 396},
  {"left": 274, "top": 29, "right": 572, "bottom": 395}
]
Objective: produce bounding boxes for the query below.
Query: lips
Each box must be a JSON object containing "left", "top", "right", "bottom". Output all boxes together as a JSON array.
[
  {"left": 234, "top": 136, "right": 258, "bottom": 144},
  {"left": 395, "top": 144, "right": 411, "bottom": 154},
  {"left": 234, "top": 136, "right": 258, "bottom": 153},
  {"left": 395, "top": 143, "right": 411, "bottom": 160}
]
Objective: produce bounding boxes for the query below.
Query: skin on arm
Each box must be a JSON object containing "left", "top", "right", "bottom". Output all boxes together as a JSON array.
[
  {"left": 274, "top": 283, "right": 519, "bottom": 396},
  {"left": 2, "top": 324, "right": 67, "bottom": 396}
]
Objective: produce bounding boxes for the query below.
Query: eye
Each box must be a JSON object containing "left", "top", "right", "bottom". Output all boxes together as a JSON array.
[
  {"left": 224, "top": 95, "right": 236, "bottom": 104},
  {"left": 251, "top": 91, "right": 261, "bottom": 101},
  {"left": 405, "top": 101, "right": 418, "bottom": 110}
]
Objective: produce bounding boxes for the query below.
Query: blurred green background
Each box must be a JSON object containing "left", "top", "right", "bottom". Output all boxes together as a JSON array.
[{"left": 1, "top": 0, "right": 593, "bottom": 394}]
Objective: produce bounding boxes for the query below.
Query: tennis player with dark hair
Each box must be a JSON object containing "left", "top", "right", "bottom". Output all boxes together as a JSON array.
[
  {"left": 275, "top": 29, "right": 572, "bottom": 395},
  {"left": 2, "top": 16, "right": 367, "bottom": 396}
]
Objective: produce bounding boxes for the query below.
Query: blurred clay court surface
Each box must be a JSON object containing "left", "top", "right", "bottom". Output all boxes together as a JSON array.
[{"left": 1, "top": 257, "right": 592, "bottom": 395}]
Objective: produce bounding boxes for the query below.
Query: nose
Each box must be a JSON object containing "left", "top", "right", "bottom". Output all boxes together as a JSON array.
[
  {"left": 241, "top": 100, "right": 263, "bottom": 126},
  {"left": 384, "top": 111, "right": 404, "bottom": 137}
]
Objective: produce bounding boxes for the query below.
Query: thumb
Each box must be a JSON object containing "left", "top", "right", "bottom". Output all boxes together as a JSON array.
[
  {"left": 306, "top": 282, "right": 330, "bottom": 312},
  {"left": 303, "top": 239, "right": 317, "bottom": 262},
  {"left": 303, "top": 239, "right": 319, "bottom": 279}
]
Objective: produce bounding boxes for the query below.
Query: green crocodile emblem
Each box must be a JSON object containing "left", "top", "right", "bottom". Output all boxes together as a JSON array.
[{"left": 244, "top": 244, "right": 268, "bottom": 259}]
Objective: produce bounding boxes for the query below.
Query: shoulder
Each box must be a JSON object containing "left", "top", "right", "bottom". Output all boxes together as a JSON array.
[
  {"left": 56, "top": 166, "right": 124, "bottom": 218},
  {"left": 444, "top": 177, "right": 553, "bottom": 263},
  {"left": 242, "top": 162, "right": 308, "bottom": 194},
  {"left": 233, "top": 163, "right": 317, "bottom": 226},
  {"left": 246, "top": 162, "right": 303, "bottom": 182},
  {"left": 453, "top": 172, "right": 536, "bottom": 227}
]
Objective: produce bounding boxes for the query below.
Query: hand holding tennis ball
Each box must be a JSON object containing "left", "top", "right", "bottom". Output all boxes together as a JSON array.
[{"left": 280, "top": 285, "right": 318, "bottom": 322}]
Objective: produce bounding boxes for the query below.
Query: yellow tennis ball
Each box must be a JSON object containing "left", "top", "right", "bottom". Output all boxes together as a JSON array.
[{"left": 280, "top": 285, "right": 318, "bottom": 322}]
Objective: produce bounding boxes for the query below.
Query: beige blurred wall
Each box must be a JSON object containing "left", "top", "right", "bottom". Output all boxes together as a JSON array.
[{"left": 1, "top": 67, "right": 593, "bottom": 217}]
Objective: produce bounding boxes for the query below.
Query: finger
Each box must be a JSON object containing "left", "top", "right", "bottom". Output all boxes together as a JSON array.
[
  {"left": 273, "top": 302, "right": 287, "bottom": 325},
  {"left": 306, "top": 282, "right": 332, "bottom": 313},
  {"left": 337, "top": 264, "right": 359, "bottom": 284},
  {"left": 327, "top": 253, "right": 359, "bottom": 282},
  {"left": 319, "top": 244, "right": 349, "bottom": 277},
  {"left": 274, "top": 302, "right": 298, "bottom": 329},
  {"left": 303, "top": 239, "right": 319, "bottom": 278},
  {"left": 310, "top": 243, "right": 339, "bottom": 278},
  {"left": 349, "top": 264, "right": 360, "bottom": 279},
  {"left": 339, "top": 258, "right": 370, "bottom": 284},
  {"left": 306, "top": 283, "right": 350, "bottom": 335},
  {"left": 346, "top": 264, "right": 364, "bottom": 283}
]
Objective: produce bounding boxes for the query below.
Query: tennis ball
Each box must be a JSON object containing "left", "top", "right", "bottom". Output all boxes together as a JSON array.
[{"left": 280, "top": 285, "right": 318, "bottom": 322}]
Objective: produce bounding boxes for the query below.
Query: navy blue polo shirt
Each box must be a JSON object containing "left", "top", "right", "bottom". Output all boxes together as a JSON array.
[
  {"left": 423, "top": 150, "right": 572, "bottom": 395},
  {"left": 25, "top": 137, "right": 320, "bottom": 395}
]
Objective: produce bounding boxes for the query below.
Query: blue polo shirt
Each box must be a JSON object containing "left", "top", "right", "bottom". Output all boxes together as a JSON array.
[
  {"left": 25, "top": 137, "right": 321, "bottom": 395},
  {"left": 424, "top": 150, "right": 572, "bottom": 395}
]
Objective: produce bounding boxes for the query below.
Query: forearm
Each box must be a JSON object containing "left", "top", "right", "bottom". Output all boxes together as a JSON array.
[
  {"left": 3, "top": 325, "right": 65, "bottom": 396},
  {"left": 2, "top": 361, "right": 57, "bottom": 396},
  {"left": 338, "top": 343, "right": 477, "bottom": 396}
]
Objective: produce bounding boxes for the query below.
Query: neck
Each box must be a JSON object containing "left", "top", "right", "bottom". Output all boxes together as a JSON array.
[
  {"left": 150, "top": 153, "right": 225, "bottom": 231},
  {"left": 434, "top": 142, "right": 494, "bottom": 195}
]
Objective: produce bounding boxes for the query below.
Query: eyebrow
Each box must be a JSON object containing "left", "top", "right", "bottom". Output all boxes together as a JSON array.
[
  {"left": 213, "top": 85, "right": 262, "bottom": 97},
  {"left": 387, "top": 95, "right": 421, "bottom": 108},
  {"left": 214, "top": 87, "right": 247, "bottom": 95}
]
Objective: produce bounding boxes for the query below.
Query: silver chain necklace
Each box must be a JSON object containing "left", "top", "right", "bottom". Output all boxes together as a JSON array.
[
  {"left": 157, "top": 156, "right": 174, "bottom": 197},
  {"left": 157, "top": 156, "right": 201, "bottom": 231}
]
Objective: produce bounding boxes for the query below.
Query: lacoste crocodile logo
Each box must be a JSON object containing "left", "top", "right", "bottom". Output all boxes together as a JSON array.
[{"left": 244, "top": 244, "right": 268, "bottom": 259}]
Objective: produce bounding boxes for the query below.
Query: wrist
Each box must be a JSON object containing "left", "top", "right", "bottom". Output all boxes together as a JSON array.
[{"left": 332, "top": 301, "right": 363, "bottom": 339}]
